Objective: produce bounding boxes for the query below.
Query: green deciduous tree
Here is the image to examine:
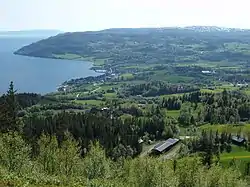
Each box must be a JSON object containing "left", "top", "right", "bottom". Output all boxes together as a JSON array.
[
  {"left": 0, "top": 132, "right": 31, "bottom": 173},
  {"left": 37, "top": 134, "right": 60, "bottom": 175},
  {"left": 58, "top": 132, "right": 81, "bottom": 176},
  {"left": 83, "top": 142, "right": 110, "bottom": 180}
]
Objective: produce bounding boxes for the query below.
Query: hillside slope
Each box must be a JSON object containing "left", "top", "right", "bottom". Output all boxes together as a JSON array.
[{"left": 14, "top": 27, "right": 250, "bottom": 66}]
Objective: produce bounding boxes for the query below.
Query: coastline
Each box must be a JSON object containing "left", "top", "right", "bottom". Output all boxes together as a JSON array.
[{"left": 13, "top": 52, "right": 107, "bottom": 73}]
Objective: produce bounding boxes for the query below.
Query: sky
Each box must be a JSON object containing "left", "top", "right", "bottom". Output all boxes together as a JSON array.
[{"left": 1, "top": 0, "right": 250, "bottom": 31}]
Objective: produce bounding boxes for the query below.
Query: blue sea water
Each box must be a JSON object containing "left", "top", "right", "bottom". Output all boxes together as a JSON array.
[{"left": 0, "top": 36, "right": 99, "bottom": 94}]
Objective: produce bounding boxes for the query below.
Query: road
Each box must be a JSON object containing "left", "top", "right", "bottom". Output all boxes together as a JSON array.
[
  {"left": 81, "top": 87, "right": 101, "bottom": 95},
  {"left": 90, "top": 87, "right": 101, "bottom": 93},
  {"left": 75, "top": 86, "right": 102, "bottom": 101}
]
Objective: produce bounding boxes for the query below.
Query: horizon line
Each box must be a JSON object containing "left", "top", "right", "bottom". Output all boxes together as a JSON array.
[{"left": 1, "top": 25, "right": 250, "bottom": 33}]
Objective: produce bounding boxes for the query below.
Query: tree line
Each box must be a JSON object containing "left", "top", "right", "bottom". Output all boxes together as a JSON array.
[
  {"left": 161, "top": 90, "right": 250, "bottom": 125},
  {"left": 124, "top": 81, "right": 199, "bottom": 97}
]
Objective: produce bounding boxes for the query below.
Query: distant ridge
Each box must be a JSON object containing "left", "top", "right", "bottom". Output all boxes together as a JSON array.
[
  {"left": 100, "top": 26, "right": 248, "bottom": 33},
  {"left": 0, "top": 30, "right": 62, "bottom": 37},
  {"left": 14, "top": 26, "right": 250, "bottom": 64},
  {"left": 182, "top": 26, "right": 246, "bottom": 32}
]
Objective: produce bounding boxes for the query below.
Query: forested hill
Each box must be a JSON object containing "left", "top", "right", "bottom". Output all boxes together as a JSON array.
[{"left": 14, "top": 26, "right": 250, "bottom": 65}]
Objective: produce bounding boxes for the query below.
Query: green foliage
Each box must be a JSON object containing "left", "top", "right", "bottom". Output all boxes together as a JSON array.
[
  {"left": 37, "top": 132, "right": 82, "bottom": 177},
  {"left": 0, "top": 132, "right": 31, "bottom": 173},
  {"left": 37, "top": 134, "right": 60, "bottom": 175},
  {"left": 124, "top": 81, "right": 198, "bottom": 97},
  {"left": 53, "top": 53, "right": 82, "bottom": 60},
  {"left": 178, "top": 102, "right": 194, "bottom": 126},
  {"left": 0, "top": 79, "right": 249, "bottom": 186},
  {"left": 0, "top": 132, "right": 248, "bottom": 186},
  {"left": 0, "top": 82, "right": 20, "bottom": 133},
  {"left": 123, "top": 157, "right": 247, "bottom": 187},
  {"left": 15, "top": 27, "right": 250, "bottom": 68},
  {"left": 58, "top": 132, "right": 81, "bottom": 176},
  {"left": 198, "top": 165, "right": 247, "bottom": 187},
  {"left": 200, "top": 124, "right": 250, "bottom": 135},
  {"left": 75, "top": 99, "right": 104, "bottom": 106},
  {"left": 125, "top": 157, "right": 178, "bottom": 187},
  {"left": 83, "top": 142, "right": 110, "bottom": 180},
  {"left": 186, "top": 130, "right": 233, "bottom": 167}
]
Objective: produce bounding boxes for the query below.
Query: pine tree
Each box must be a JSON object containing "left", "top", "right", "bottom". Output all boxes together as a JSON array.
[
  {"left": 214, "top": 130, "right": 220, "bottom": 162},
  {"left": 0, "top": 82, "right": 19, "bottom": 133},
  {"left": 200, "top": 130, "right": 214, "bottom": 167},
  {"left": 173, "top": 159, "right": 177, "bottom": 172}
]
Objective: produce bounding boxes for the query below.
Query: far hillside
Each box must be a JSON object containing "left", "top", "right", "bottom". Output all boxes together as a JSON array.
[{"left": 14, "top": 26, "right": 250, "bottom": 70}]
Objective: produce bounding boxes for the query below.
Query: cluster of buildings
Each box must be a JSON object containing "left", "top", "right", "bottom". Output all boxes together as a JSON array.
[{"left": 201, "top": 70, "right": 216, "bottom": 74}]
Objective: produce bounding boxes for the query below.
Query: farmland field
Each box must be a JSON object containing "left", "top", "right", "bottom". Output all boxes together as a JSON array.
[
  {"left": 200, "top": 124, "right": 250, "bottom": 135},
  {"left": 74, "top": 99, "right": 103, "bottom": 106},
  {"left": 166, "top": 110, "right": 180, "bottom": 118},
  {"left": 220, "top": 146, "right": 250, "bottom": 174}
]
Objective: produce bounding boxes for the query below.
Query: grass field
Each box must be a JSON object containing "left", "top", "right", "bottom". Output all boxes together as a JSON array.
[
  {"left": 52, "top": 54, "right": 107, "bottom": 66},
  {"left": 174, "top": 61, "right": 231, "bottom": 68},
  {"left": 242, "top": 88, "right": 250, "bottom": 95},
  {"left": 104, "top": 93, "right": 117, "bottom": 98},
  {"left": 75, "top": 100, "right": 103, "bottom": 106},
  {"left": 159, "top": 93, "right": 185, "bottom": 98},
  {"left": 220, "top": 146, "right": 250, "bottom": 173},
  {"left": 200, "top": 124, "right": 250, "bottom": 135},
  {"left": 165, "top": 75, "right": 194, "bottom": 83},
  {"left": 200, "top": 88, "right": 224, "bottom": 93},
  {"left": 92, "top": 58, "right": 108, "bottom": 66},
  {"left": 53, "top": 53, "right": 82, "bottom": 60},
  {"left": 245, "top": 90, "right": 250, "bottom": 95},
  {"left": 120, "top": 73, "right": 134, "bottom": 80},
  {"left": 221, "top": 146, "right": 250, "bottom": 161},
  {"left": 81, "top": 57, "right": 107, "bottom": 66},
  {"left": 166, "top": 110, "right": 180, "bottom": 118},
  {"left": 151, "top": 72, "right": 194, "bottom": 83},
  {"left": 201, "top": 84, "right": 237, "bottom": 94}
]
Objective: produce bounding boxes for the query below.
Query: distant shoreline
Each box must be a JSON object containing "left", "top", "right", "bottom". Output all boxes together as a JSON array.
[
  {"left": 14, "top": 52, "right": 91, "bottom": 66},
  {"left": 14, "top": 52, "right": 107, "bottom": 73}
]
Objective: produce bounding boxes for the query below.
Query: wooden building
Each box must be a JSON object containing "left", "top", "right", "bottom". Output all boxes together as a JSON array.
[{"left": 151, "top": 138, "right": 179, "bottom": 155}]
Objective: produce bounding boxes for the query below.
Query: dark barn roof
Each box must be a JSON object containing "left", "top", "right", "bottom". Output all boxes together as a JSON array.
[
  {"left": 231, "top": 135, "right": 245, "bottom": 143},
  {"left": 153, "top": 138, "right": 179, "bottom": 153}
]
